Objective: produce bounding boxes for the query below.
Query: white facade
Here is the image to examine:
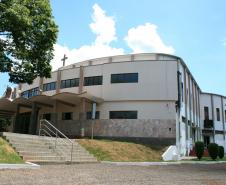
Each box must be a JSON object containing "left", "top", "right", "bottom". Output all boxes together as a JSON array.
[
  {"left": 200, "top": 93, "right": 226, "bottom": 149},
  {"left": 1, "top": 53, "right": 225, "bottom": 156}
]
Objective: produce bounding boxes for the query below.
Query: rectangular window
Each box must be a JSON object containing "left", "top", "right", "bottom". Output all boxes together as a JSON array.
[
  {"left": 84, "top": 76, "right": 103, "bottom": 86},
  {"left": 181, "top": 82, "right": 184, "bottom": 102},
  {"left": 111, "top": 73, "right": 138, "bottom": 83},
  {"left": 43, "top": 82, "right": 56, "bottom": 91},
  {"left": 21, "top": 87, "right": 39, "bottom": 98},
  {"left": 86, "top": 111, "right": 100, "bottom": 120},
  {"left": 109, "top": 111, "right": 137, "bottom": 119},
  {"left": 61, "top": 78, "right": 79, "bottom": 89},
  {"left": 225, "top": 110, "right": 226, "bottom": 122},
  {"left": 62, "top": 112, "right": 73, "bottom": 120},
  {"left": 43, "top": 113, "right": 51, "bottom": 121},
  {"left": 216, "top": 108, "right": 220, "bottom": 121},
  {"left": 204, "top": 106, "right": 209, "bottom": 120}
]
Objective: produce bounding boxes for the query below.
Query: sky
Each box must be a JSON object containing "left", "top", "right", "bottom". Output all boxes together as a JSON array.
[{"left": 0, "top": 0, "right": 226, "bottom": 96}]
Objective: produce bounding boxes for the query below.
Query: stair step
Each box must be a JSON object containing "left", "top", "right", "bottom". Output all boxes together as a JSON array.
[
  {"left": 19, "top": 151, "right": 54, "bottom": 156},
  {"left": 2, "top": 132, "right": 97, "bottom": 163},
  {"left": 23, "top": 156, "right": 63, "bottom": 161}
]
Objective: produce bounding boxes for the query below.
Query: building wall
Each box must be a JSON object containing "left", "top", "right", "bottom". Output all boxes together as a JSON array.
[
  {"left": 13, "top": 53, "right": 226, "bottom": 155},
  {"left": 200, "top": 93, "right": 226, "bottom": 149}
]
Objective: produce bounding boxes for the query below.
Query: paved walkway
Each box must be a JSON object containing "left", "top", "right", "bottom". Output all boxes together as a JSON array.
[{"left": 0, "top": 163, "right": 225, "bottom": 185}]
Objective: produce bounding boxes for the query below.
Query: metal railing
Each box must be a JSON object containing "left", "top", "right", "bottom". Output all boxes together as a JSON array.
[{"left": 39, "top": 119, "right": 74, "bottom": 162}]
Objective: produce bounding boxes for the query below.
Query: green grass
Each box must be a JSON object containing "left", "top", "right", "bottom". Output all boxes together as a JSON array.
[
  {"left": 0, "top": 137, "right": 24, "bottom": 164},
  {"left": 77, "top": 139, "right": 166, "bottom": 162},
  {"left": 192, "top": 157, "right": 226, "bottom": 161}
]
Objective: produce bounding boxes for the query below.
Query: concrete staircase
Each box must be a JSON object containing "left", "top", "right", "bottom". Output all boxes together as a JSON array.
[{"left": 1, "top": 132, "right": 97, "bottom": 164}]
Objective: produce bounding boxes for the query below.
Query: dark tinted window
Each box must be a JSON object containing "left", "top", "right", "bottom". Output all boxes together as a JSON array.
[
  {"left": 62, "top": 112, "right": 73, "bottom": 120},
  {"left": 111, "top": 73, "right": 138, "bottom": 83},
  {"left": 204, "top": 106, "right": 209, "bottom": 120},
  {"left": 43, "top": 113, "right": 51, "bottom": 121},
  {"left": 43, "top": 82, "right": 56, "bottom": 91},
  {"left": 84, "top": 76, "right": 102, "bottom": 86},
  {"left": 216, "top": 108, "right": 220, "bottom": 121},
  {"left": 21, "top": 87, "right": 39, "bottom": 98},
  {"left": 61, "top": 78, "right": 79, "bottom": 89},
  {"left": 225, "top": 110, "right": 226, "bottom": 122},
  {"left": 109, "top": 111, "right": 137, "bottom": 119},
  {"left": 86, "top": 111, "right": 100, "bottom": 120}
]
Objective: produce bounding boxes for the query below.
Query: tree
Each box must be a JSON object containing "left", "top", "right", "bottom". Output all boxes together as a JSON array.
[
  {"left": 195, "top": 141, "right": 204, "bottom": 160},
  {"left": 0, "top": 0, "right": 58, "bottom": 84}
]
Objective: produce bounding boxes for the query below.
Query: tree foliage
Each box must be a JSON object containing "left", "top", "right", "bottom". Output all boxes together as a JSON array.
[
  {"left": 208, "top": 143, "right": 219, "bottom": 160},
  {"left": 195, "top": 141, "right": 204, "bottom": 160},
  {"left": 218, "top": 146, "right": 224, "bottom": 159},
  {"left": 0, "top": 0, "right": 58, "bottom": 84}
]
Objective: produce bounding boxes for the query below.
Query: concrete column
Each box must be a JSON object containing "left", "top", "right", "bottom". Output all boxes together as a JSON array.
[
  {"left": 183, "top": 68, "right": 189, "bottom": 155},
  {"left": 39, "top": 77, "right": 43, "bottom": 95},
  {"left": 13, "top": 104, "right": 20, "bottom": 133},
  {"left": 56, "top": 70, "right": 61, "bottom": 94},
  {"left": 188, "top": 75, "right": 192, "bottom": 139},
  {"left": 52, "top": 100, "right": 58, "bottom": 127},
  {"left": 211, "top": 95, "right": 215, "bottom": 142},
  {"left": 79, "top": 98, "right": 86, "bottom": 137},
  {"left": 78, "top": 66, "right": 84, "bottom": 93},
  {"left": 29, "top": 102, "right": 38, "bottom": 135},
  {"left": 221, "top": 97, "right": 225, "bottom": 140}
]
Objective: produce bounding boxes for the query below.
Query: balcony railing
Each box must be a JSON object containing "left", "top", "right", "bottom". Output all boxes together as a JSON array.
[{"left": 204, "top": 120, "right": 213, "bottom": 129}]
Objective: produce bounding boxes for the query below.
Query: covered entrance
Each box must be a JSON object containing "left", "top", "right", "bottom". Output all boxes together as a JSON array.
[
  {"left": 15, "top": 112, "right": 31, "bottom": 134},
  {"left": 0, "top": 92, "right": 103, "bottom": 136}
]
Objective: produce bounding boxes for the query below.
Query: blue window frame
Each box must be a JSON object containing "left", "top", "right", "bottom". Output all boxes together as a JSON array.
[{"left": 43, "top": 82, "right": 56, "bottom": 91}]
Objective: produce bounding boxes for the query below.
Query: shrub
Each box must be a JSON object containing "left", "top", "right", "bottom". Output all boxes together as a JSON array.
[
  {"left": 195, "top": 141, "right": 204, "bottom": 160},
  {"left": 218, "top": 146, "right": 224, "bottom": 159},
  {"left": 208, "top": 143, "right": 219, "bottom": 160},
  {"left": 0, "top": 118, "right": 10, "bottom": 132}
]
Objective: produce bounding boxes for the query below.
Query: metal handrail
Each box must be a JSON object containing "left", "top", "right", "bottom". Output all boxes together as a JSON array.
[{"left": 39, "top": 119, "right": 74, "bottom": 162}]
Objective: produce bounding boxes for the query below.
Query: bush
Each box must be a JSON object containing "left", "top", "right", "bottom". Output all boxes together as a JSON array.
[
  {"left": 0, "top": 118, "right": 11, "bottom": 132},
  {"left": 195, "top": 141, "right": 204, "bottom": 160},
  {"left": 218, "top": 146, "right": 224, "bottom": 159},
  {"left": 208, "top": 143, "right": 219, "bottom": 160}
]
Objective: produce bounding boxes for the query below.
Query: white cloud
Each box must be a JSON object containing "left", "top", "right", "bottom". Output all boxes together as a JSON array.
[
  {"left": 90, "top": 4, "right": 117, "bottom": 45},
  {"left": 51, "top": 5, "right": 175, "bottom": 71},
  {"left": 51, "top": 43, "right": 124, "bottom": 70},
  {"left": 124, "top": 23, "right": 175, "bottom": 54},
  {"left": 51, "top": 4, "right": 124, "bottom": 71}
]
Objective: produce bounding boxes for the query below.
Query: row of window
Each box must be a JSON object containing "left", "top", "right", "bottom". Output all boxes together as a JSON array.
[
  {"left": 21, "top": 87, "right": 39, "bottom": 98},
  {"left": 204, "top": 106, "right": 226, "bottom": 121},
  {"left": 43, "top": 111, "right": 137, "bottom": 121},
  {"left": 61, "top": 78, "right": 79, "bottom": 89},
  {"left": 21, "top": 73, "right": 139, "bottom": 95},
  {"left": 43, "top": 82, "right": 56, "bottom": 91},
  {"left": 41, "top": 73, "right": 138, "bottom": 92}
]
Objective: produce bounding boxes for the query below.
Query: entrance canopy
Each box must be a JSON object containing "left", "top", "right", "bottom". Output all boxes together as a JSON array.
[
  {"left": 0, "top": 91, "right": 104, "bottom": 118},
  {"left": 0, "top": 98, "right": 16, "bottom": 119}
]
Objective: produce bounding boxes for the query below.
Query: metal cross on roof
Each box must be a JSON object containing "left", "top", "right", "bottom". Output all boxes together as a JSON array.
[{"left": 61, "top": 54, "right": 68, "bottom": 67}]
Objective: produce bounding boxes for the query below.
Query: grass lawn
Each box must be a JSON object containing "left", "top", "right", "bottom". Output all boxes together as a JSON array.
[
  {"left": 191, "top": 157, "right": 226, "bottom": 161},
  {"left": 77, "top": 139, "right": 166, "bottom": 162},
  {"left": 0, "top": 137, "right": 24, "bottom": 164}
]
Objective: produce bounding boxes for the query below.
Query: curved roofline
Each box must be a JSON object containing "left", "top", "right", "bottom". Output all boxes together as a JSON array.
[
  {"left": 201, "top": 92, "right": 226, "bottom": 99},
  {"left": 57, "top": 52, "right": 201, "bottom": 91}
]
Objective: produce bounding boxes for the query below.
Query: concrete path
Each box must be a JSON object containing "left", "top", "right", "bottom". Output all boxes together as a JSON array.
[
  {"left": 0, "top": 162, "right": 40, "bottom": 169},
  {"left": 0, "top": 163, "right": 225, "bottom": 185}
]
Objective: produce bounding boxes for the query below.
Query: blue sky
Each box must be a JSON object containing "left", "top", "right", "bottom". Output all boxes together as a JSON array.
[{"left": 1, "top": 0, "right": 226, "bottom": 96}]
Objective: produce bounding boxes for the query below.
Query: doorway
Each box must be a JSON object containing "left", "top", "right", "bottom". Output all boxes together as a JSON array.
[
  {"left": 204, "top": 136, "right": 210, "bottom": 148},
  {"left": 15, "top": 112, "right": 31, "bottom": 134}
]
